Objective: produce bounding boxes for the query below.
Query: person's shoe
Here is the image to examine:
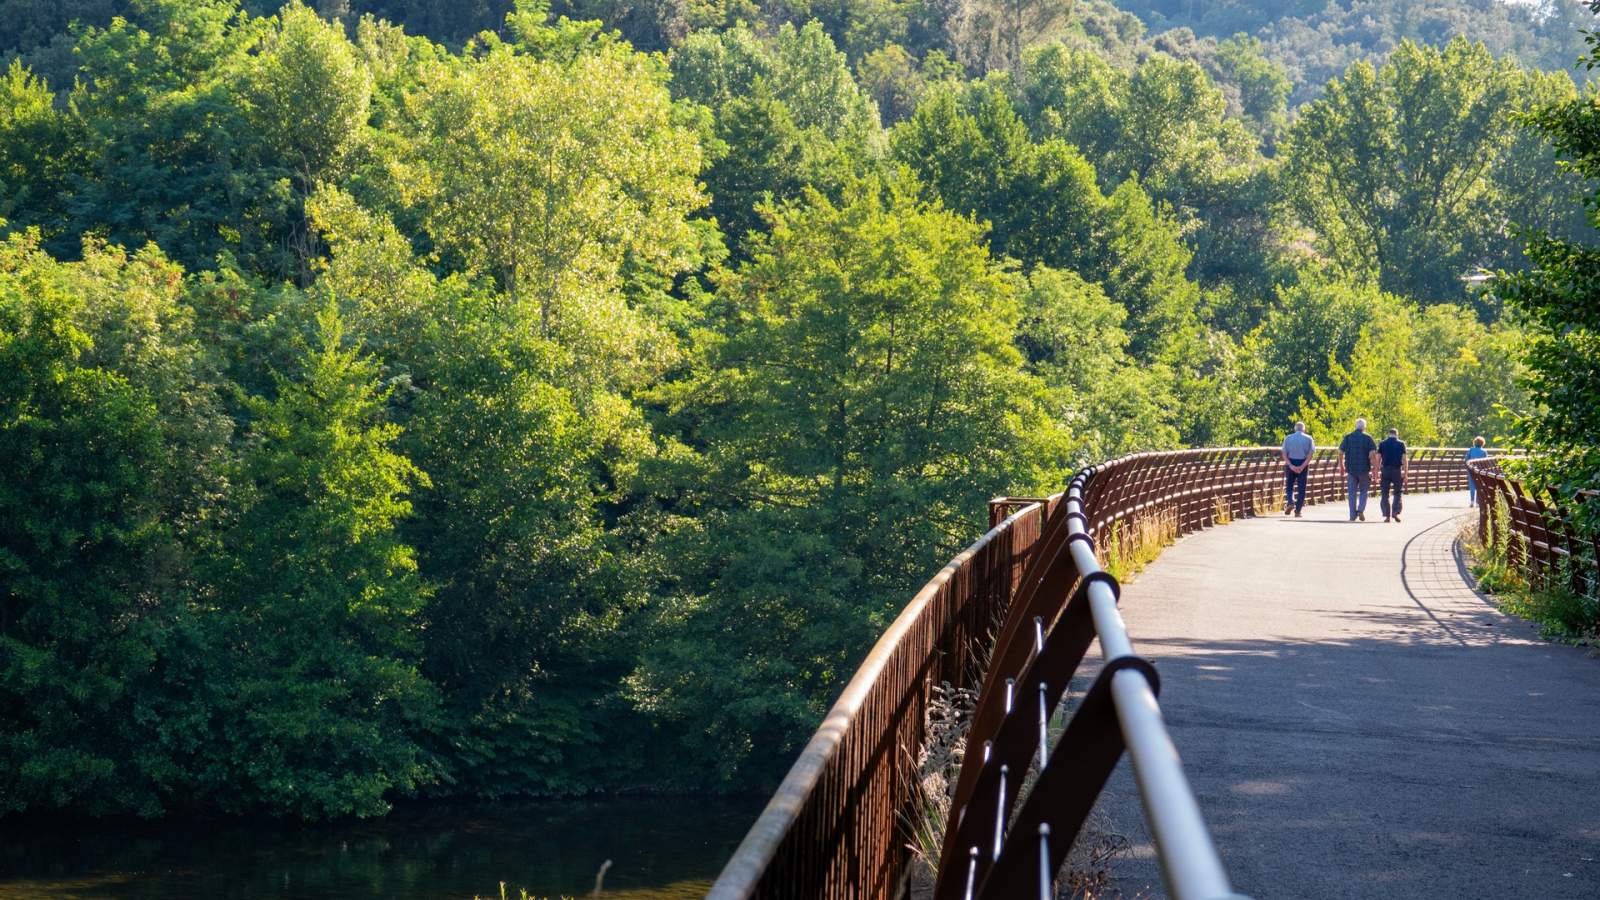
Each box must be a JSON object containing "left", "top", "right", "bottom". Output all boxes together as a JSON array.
[
  {"left": 1384, "top": 516, "right": 1391, "bottom": 522},
  {"left": 1294, "top": 510, "right": 1302, "bottom": 518},
  {"left": 1358, "top": 512, "right": 1365, "bottom": 521},
  {"left": 1393, "top": 514, "right": 1401, "bottom": 523},
  {"left": 1350, "top": 515, "right": 1357, "bottom": 521},
  {"left": 1284, "top": 504, "right": 1292, "bottom": 516}
]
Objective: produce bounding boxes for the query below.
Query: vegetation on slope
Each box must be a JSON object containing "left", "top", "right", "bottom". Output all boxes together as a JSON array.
[{"left": 0, "top": 0, "right": 1593, "bottom": 814}]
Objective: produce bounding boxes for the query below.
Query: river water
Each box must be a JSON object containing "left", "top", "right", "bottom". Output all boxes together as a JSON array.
[{"left": 0, "top": 796, "right": 765, "bottom": 900}]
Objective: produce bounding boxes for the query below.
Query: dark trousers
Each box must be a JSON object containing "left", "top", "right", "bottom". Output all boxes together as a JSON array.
[
  {"left": 1284, "top": 459, "right": 1308, "bottom": 511},
  {"left": 1380, "top": 467, "right": 1404, "bottom": 518}
]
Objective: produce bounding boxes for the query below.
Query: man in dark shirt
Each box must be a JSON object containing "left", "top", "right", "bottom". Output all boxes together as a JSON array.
[
  {"left": 1338, "top": 418, "right": 1379, "bottom": 521},
  {"left": 1378, "top": 427, "right": 1408, "bottom": 522}
]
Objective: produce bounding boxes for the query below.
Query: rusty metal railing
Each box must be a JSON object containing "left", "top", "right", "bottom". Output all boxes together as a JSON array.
[
  {"left": 1468, "top": 457, "right": 1600, "bottom": 596},
  {"left": 1078, "top": 446, "right": 1483, "bottom": 552},
  {"left": 709, "top": 446, "right": 1488, "bottom": 900},
  {"left": 706, "top": 498, "right": 1051, "bottom": 900}
]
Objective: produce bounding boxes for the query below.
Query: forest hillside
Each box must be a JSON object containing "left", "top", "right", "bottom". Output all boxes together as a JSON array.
[{"left": 0, "top": 0, "right": 1594, "bottom": 816}]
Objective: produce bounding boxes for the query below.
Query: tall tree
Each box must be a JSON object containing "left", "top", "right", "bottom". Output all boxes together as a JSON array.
[
  {"left": 0, "top": 61, "right": 89, "bottom": 244},
  {"left": 1281, "top": 37, "right": 1586, "bottom": 311},
  {"left": 195, "top": 305, "right": 436, "bottom": 818},
  {"left": 1497, "top": 0, "right": 1600, "bottom": 511},
  {"left": 402, "top": 38, "right": 703, "bottom": 342},
  {"left": 1022, "top": 43, "right": 1273, "bottom": 298},
  {"left": 631, "top": 182, "right": 1070, "bottom": 785},
  {"left": 0, "top": 234, "right": 228, "bottom": 816},
  {"left": 891, "top": 84, "right": 1201, "bottom": 356}
]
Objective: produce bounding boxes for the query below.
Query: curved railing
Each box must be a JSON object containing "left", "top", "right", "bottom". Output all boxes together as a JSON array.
[
  {"left": 707, "top": 498, "right": 1050, "bottom": 900},
  {"left": 710, "top": 446, "right": 1485, "bottom": 900},
  {"left": 1468, "top": 457, "right": 1599, "bottom": 595}
]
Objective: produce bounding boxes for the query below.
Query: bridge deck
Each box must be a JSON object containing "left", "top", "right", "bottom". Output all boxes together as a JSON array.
[{"left": 1092, "top": 490, "right": 1600, "bottom": 899}]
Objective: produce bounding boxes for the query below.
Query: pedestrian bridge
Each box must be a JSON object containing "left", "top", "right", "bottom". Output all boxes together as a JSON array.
[{"left": 704, "top": 448, "right": 1600, "bottom": 900}]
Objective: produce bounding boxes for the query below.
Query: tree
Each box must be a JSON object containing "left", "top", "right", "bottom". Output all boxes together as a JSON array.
[
  {"left": 670, "top": 22, "right": 885, "bottom": 253},
  {"left": 0, "top": 233, "right": 228, "bottom": 816},
  {"left": 1022, "top": 43, "right": 1275, "bottom": 300},
  {"left": 1412, "top": 304, "right": 1525, "bottom": 445},
  {"left": 945, "top": 0, "right": 1076, "bottom": 77},
  {"left": 194, "top": 305, "right": 437, "bottom": 818},
  {"left": 630, "top": 182, "right": 1070, "bottom": 785},
  {"left": 1298, "top": 310, "right": 1441, "bottom": 446},
  {"left": 1239, "top": 271, "right": 1389, "bottom": 439},
  {"left": 890, "top": 83, "right": 1200, "bottom": 356},
  {"left": 1281, "top": 37, "right": 1586, "bottom": 311},
  {"left": 0, "top": 61, "right": 89, "bottom": 245},
  {"left": 1497, "top": 0, "right": 1600, "bottom": 506},
  {"left": 307, "top": 187, "right": 660, "bottom": 797},
  {"left": 1211, "top": 33, "right": 1289, "bottom": 143},
  {"left": 251, "top": 2, "right": 372, "bottom": 190},
  {"left": 402, "top": 40, "right": 703, "bottom": 337},
  {"left": 1016, "top": 265, "right": 1178, "bottom": 458}
]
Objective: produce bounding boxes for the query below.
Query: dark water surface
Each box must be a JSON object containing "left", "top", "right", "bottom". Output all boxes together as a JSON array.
[{"left": 0, "top": 796, "right": 765, "bottom": 900}]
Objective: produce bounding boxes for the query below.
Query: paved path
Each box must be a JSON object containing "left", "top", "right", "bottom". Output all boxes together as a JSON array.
[{"left": 1092, "top": 490, "right": 1600, "bottom": 900}]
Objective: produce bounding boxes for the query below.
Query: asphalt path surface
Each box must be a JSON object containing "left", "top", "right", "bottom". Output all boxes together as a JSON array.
[{"left": 1089, "top": 490, "right": 1600, "bottom": 899}]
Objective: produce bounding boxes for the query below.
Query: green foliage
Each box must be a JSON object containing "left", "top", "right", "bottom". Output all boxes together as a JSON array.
[
  {"left": 1298, "top": 316, "right": 1442, "bottom": 446},
  {"left": 307, "top": 187, "right": 659, "bottom": 797},
  {"left": 251, "top": 2, "right": 373, "bottom": 190},
  {"left": 1496, "top": 3, "right": 1600, "bottom": 511},
  {"left": 891, "top": 82, "right": 1200, "bottom": 356},
  {"left": 1469, "top": 492, "right": 1525, "bottom": 595},
  {"left": 0, "top": 233, "right": 227, "bottom": 816},
  {"left": 1021, "top": 42, "right": 1279, "bottom": 300},
  {"left": 630, "top": 182, "right": 1070, "bottom": 786},
  {"left": 194, "top": 305, "right": 437, "bottom": 818},
  {"left": 0, "top": 61, "right": 89, "bottom": 243},
  {"left": 62, "top": 0, "right": 294, "bottom": 273},
  {"left": 1016, "top": 266, "right": 1178, "bottom": 458},
  {"left": 1212, "top": 33, "right": 1289, "bottom": 142},
  {"left": 670, "top": 22, "right": 885, "bottom": 252},
  {"left": 1109, "top": 0, "right": 1593, "bottom": 106},
  {"left": 401, "top": 39, "right": 704, "bottom": 329},
  {"left": 0, "top": 0, "right": 1578, "bottom": 817},
  {"left": 1281, "top": 37, "right": 1588, "bottom": 312}
]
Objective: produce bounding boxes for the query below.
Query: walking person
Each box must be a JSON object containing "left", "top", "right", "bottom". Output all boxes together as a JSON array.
[
  {"left": 1377, "top": 427, "right": 1408, "bottom": 522},
  {"left": 1465, "top": 437, "right": 1489, "bottom": 505},
  {"left": 1281, "top": 421, "right": 1314, "bottom": 517},
  {"left": 1338, "top": 418, "right": 1378, "bottom": 521}
]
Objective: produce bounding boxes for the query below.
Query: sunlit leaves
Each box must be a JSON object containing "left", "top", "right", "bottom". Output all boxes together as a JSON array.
[
  {"left": 250, "top": 1, "right": 373, "bottom": 187},
  {"left": 1281, "top": 37, "right": 1585, "bottom": 309},
  {"left": 401, "top": 42, "right": 704, "bottom": 390}
]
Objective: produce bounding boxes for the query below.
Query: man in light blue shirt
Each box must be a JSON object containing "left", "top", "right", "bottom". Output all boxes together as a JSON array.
[{"left": 1281, "top": 421, "right": 1315, "bottom": 517}]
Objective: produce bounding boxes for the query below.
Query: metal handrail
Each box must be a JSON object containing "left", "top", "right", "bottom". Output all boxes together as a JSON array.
[
  {"left": 709, "top": 446, "right": 1489, "bottom": 900},
  {"left": 934, "top": 466, "right": 1247, "bottom": 900},
  {"left": 706, "top": 500, "right": 1048, "bottom": 900}
]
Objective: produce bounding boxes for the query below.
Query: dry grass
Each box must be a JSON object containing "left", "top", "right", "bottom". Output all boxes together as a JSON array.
[
  {"left": 1100, "top": 505, "right": 1179, "bottom": 580},
  {"left": 1250, "top": 482, "right": 1279, "bottom": 517},
  {"left": 1211, "top": 495, "right": 1232, "bottom": 526},
  {"left": 903, "top": 683, "right": 978, "bottom": 895}
]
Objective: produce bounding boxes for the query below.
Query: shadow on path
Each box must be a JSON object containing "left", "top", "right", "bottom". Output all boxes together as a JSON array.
[{"left": 1084, "top": 492, "right": 1600, "bottom": 900}]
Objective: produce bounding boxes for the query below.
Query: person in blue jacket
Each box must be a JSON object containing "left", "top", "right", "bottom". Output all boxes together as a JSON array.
[{"left": 1465, "top": 436, "right": 1489, "bottom": 505}]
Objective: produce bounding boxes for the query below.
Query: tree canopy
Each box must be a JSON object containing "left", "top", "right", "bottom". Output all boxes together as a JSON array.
[{"left": 0, "top": 0, "right": 1588, "bottom": 813}]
